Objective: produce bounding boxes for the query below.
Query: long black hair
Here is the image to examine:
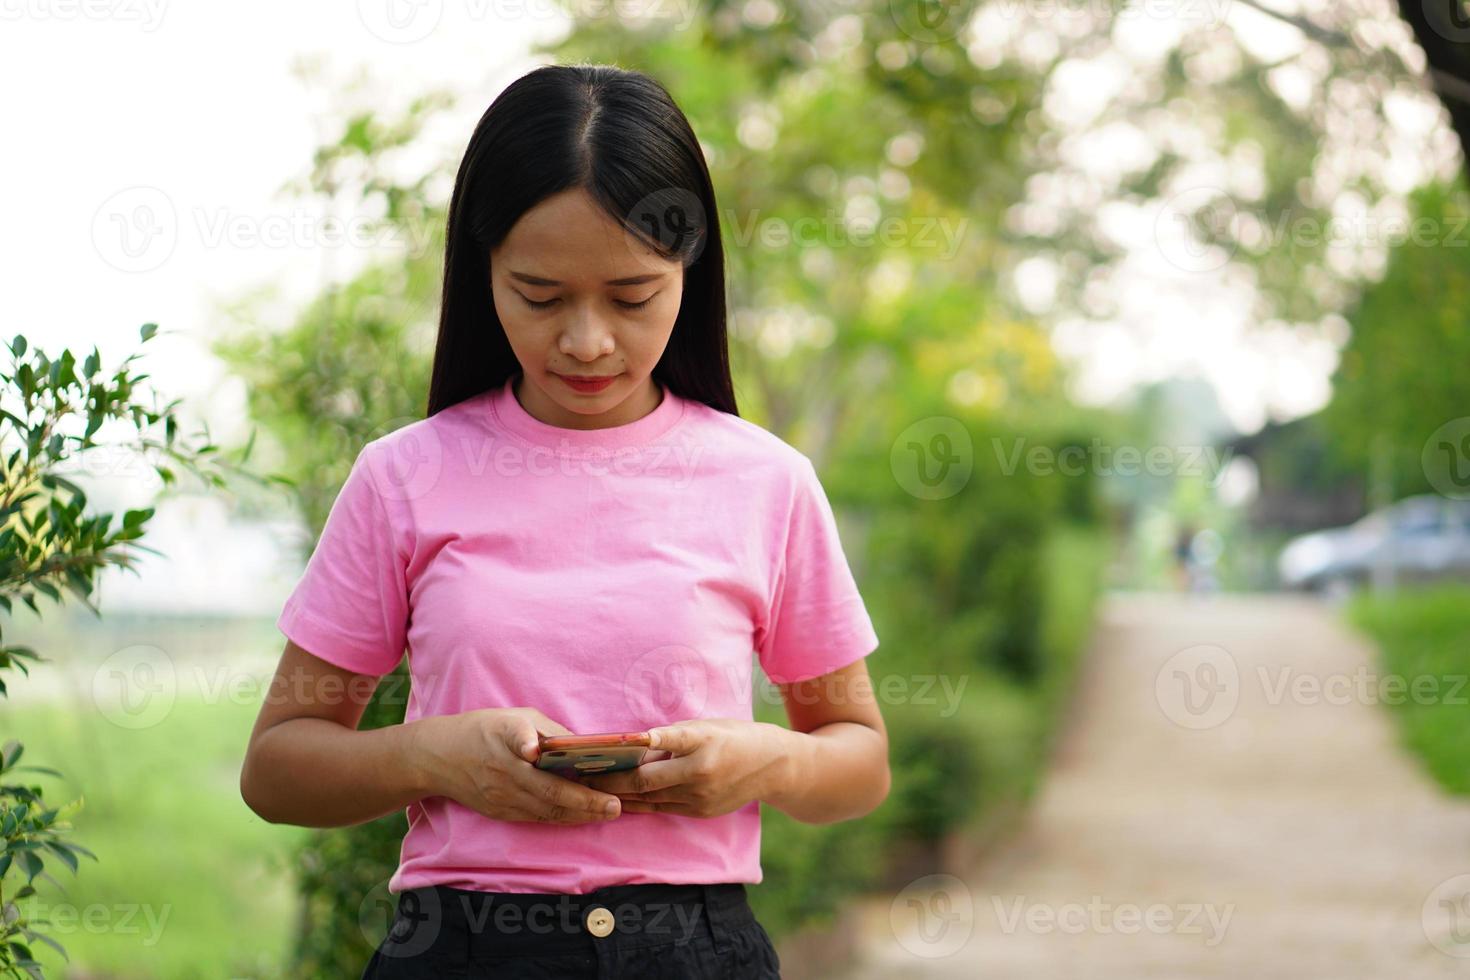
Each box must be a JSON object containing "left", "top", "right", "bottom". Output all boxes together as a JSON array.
[{"left": 426, "top": 63, "right": 736, "bottom": 419}]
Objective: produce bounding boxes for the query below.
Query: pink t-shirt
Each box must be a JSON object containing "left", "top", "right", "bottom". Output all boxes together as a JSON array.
[{"left": 275, "top": 372, "right": 880, "bottom": 895}]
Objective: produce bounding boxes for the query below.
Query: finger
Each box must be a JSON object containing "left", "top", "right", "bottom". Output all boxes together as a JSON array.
[
  {"left": 579, "top": 757, "right": 693, "bottom": 796},
  {"left": 514, "top": 764, "right": 622, "bottom": 820},
  {"left": 615, "top": 790, "right": 682, "bottom": 805},
  {"left": 505, "top": 803, "right": 605, "bottom": 825},
  {"left": 526, "top": 710, "right": 575, "bottom": 738},
  {"left": 618, "top": 800, "right": 659, "bottom": 814},
  {"left": 513, "top": 791, "right": 616, "bottom": 824},
  {"left": 647, "top": 724, "right": 700, "bottom": 756},
  {"left": 620, "top": 799, "right": 696, "bottom": 817},
  {"left": 501, "top": 722, "right": 545, "bottom": 764},
  {"left": 575, "top": 769, "right": 642, "bottom": 794},
  {"left": 508, "top": 711, "right": 573, "bottom": 763}
]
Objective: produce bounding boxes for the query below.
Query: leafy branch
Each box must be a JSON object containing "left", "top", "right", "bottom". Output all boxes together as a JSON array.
[{"left": 0, "top": 323, "right": 249, "bottom": 978}]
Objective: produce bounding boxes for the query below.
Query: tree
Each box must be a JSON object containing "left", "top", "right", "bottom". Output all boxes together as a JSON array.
[
  {"left": 1323, "top": 178, "right": 1470, "bottom": 498},
  {"left": 1394, "top": 0, "right": 1470, "bottom": 175},
  {"left": 1, "top": 325, "right": 241, "bottom": 979}
]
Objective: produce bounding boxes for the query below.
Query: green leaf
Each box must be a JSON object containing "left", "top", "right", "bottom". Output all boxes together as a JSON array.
[
  {"left": 10, "top": 335, "right": 26, "bottom": 357},
  {"left": 42, "top": 842, "right": 78, "bottom": 875},
  {"left": 25, "top": 929, "right": 69, "bottom": 961},
  {"left": 56, "top": 349, "right": 77, "bottom": 387},
  {"left": 139, "top": 323, "right": 158, "bottom": 342},
  {"left": 63, "top": 567, "right": 92, "bottom": 601},
  {"left": 47, "top": 473, "right": 85, "bottom": 506},
  {"left": 121, "top": 507, "right": 154, "bottom": 529}
]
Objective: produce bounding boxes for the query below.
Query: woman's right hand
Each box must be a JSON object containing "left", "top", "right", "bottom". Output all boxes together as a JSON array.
[{"left": 410, "top": 707, "right": 624, "bottom": 824}]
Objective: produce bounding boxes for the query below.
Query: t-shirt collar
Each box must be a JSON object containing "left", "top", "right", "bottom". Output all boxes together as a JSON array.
[{"left": 490, "top": 372, "right": 687, "bottom": 457}]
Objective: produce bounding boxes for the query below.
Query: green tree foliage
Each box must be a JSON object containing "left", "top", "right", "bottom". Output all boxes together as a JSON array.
[
  {"left": 213, "top": 72, "right": 453, "bottom": 975},
  {"left": 215, "top": 13, "right": 1117, "bottom": 971},
  {"left": 1324, "top": 179, "right": 1470, "bottom": 497},
  {"left": 1, "top": 326, "right": 238, "bottom": 979}
]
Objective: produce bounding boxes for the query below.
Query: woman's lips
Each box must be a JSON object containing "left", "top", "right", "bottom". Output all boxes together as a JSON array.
[{"left": 556, "top": 372, "right": 618, "bottom": 394}]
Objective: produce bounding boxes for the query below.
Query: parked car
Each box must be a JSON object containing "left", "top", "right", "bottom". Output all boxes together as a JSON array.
[{"left": 1277, "top": 494, "right": 1470, "bottom": 595}]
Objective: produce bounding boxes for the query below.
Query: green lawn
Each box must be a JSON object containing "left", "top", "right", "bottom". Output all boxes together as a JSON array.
[
  {"left": 6, "top": 690, "right": 309, "bottom": 979},
  {"left": 1347, "top": 583, "right": 1470, "bottom": 796}
]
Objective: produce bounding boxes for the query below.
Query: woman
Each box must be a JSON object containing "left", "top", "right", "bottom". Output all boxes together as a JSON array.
[{"left": 240, "top": 62, "right": 889, "bottom": 978}]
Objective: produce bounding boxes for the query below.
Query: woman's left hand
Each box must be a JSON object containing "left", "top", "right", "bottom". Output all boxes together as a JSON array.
[{"left": 576, "top": 719, "right": 790, "bottom": 818}]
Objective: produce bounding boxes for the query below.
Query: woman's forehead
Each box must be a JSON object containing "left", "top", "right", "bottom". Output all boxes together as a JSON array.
[{"left": 496, "top": 192, "right": 678, "bottom": 283}]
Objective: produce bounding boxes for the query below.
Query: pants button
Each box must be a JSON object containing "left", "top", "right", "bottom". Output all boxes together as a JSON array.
[{"left": 585, "top": 906, "right": 615, "bottom": 937}]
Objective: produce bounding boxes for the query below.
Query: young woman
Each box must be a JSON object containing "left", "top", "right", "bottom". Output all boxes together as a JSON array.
[{"left": 240, "top": 62, "right": 889, "bottom": 979}]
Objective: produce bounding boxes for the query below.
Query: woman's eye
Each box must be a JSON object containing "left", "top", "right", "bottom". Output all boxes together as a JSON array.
[{"left": 517, "top": 293, "right": 655, "bottom": 311}]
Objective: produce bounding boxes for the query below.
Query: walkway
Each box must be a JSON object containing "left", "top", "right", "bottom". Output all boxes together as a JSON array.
[{"left": 845, "top": 592, "right": 1470, "bottom": 978}]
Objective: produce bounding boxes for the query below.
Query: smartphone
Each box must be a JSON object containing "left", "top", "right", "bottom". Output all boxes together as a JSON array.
[{"left": 535, "top": 731, "right": 652, "bottom": 775}]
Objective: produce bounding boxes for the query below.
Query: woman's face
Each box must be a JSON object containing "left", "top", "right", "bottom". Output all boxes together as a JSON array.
[{"left": 489, "top": 187, "right": 684, "bottom": 430}]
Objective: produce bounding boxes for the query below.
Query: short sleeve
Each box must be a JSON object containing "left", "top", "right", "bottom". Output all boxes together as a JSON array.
[
  {"left": 276, "top": 443, "right": 409, "bottom": 678},
  {"left": 756, "top": 456, "right": 880, "bottom": 685}
]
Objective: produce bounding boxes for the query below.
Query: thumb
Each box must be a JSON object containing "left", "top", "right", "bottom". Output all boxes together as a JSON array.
[
  {"left": 648, "top": 725, "right": 689, "bottom": 755},
  {"left": 509, "top": 709, "right": 572, "bottom": 763},
  {"left": 506, "top": 722, "right": 540, "bottom": 763}
]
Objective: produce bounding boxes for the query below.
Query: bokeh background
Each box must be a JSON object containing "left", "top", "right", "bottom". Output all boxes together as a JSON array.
[{"left": 4, "top": 0, "right": 1470, "bottom": 976}]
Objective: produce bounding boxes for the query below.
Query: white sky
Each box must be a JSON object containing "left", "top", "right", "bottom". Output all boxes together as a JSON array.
[
  {"left": 0, "top": 3, "right": 561, "bottom": 614},
  {"left": 0, "top": 2, "right": 560, "bottom": 452}
]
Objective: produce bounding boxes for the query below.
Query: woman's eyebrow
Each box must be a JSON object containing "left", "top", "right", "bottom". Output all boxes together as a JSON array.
[{"left": 507, "top": 270, "right": 667, "bottom": 287}]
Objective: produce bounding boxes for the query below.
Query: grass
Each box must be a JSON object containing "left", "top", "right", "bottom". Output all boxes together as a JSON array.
[
  {"left": 5, "top": 689, "right": 310, "bottom": 979},
  {"left": 1346, "top": 583, "right": 1470, "bottom": 796}
]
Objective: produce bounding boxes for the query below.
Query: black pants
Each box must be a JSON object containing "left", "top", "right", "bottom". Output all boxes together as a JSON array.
[{"left": 360, "top": 880, "right": 783, "bottom": 978}]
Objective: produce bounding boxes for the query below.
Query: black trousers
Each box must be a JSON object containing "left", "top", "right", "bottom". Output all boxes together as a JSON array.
[{"left": 360, "top": 880, "right": 783, "bottom": 979}]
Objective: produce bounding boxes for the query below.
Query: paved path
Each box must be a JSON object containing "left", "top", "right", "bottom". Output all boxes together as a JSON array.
[{"left": 845, "top": 592, "right": 1470, "bottom": 979}]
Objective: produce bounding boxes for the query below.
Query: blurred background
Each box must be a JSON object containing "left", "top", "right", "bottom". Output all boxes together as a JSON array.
[{"left": 3, "top": 0, "right": 1470, "bottom": 976}]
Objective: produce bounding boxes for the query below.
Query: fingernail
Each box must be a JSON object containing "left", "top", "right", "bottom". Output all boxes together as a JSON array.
[{"left": 604, "top": 800, "right": 619, "bottom": 815}]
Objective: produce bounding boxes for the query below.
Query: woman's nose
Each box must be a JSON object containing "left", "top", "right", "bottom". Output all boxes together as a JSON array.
[{"left": 559, "top": 315, "right": 615, "bottom": 358}]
